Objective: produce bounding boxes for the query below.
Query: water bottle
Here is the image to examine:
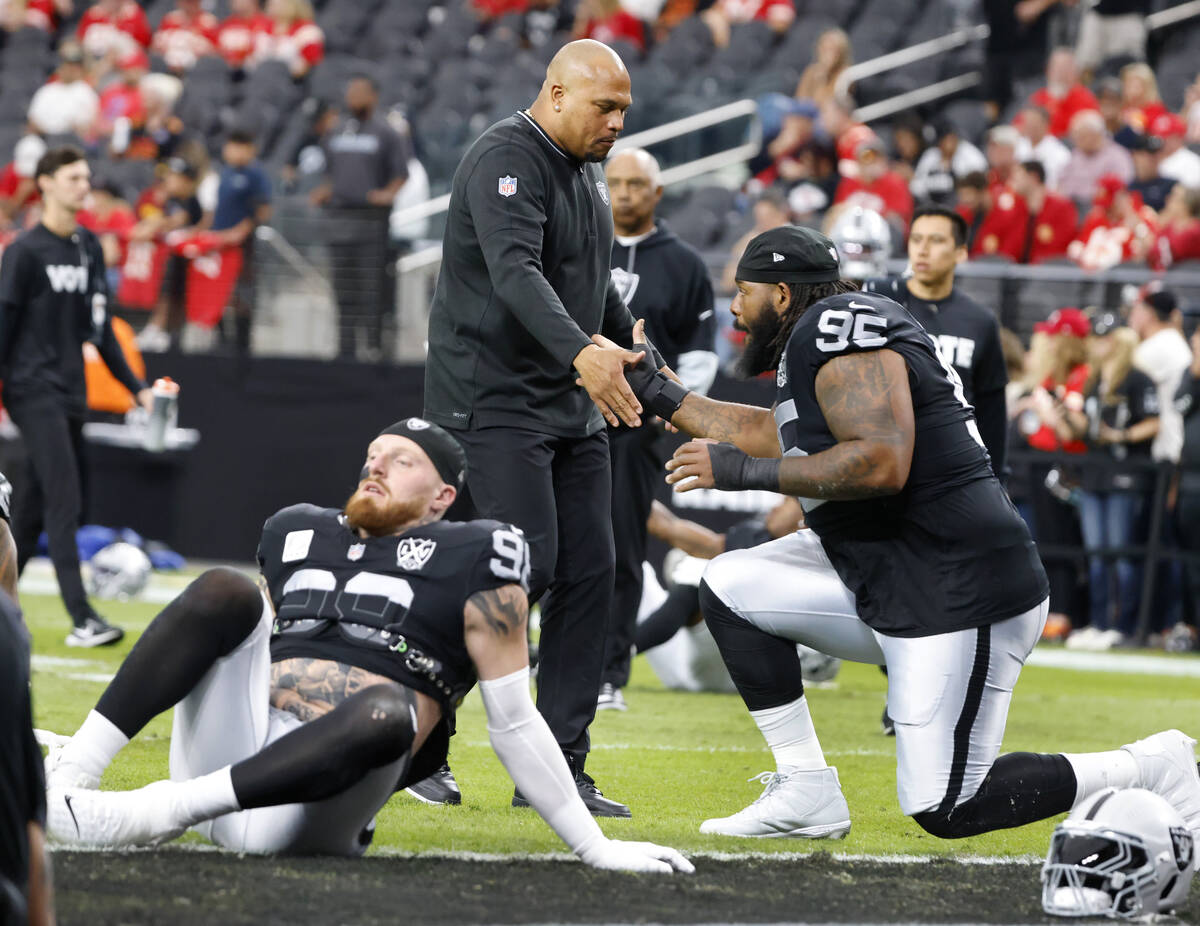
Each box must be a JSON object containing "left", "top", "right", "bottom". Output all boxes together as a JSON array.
[{"left": 144, "top": 377, "right": 179, "bottom": 452}]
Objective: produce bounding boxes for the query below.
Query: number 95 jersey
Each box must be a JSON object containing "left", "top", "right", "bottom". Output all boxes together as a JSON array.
[
  {"left": 775, "top": 292, "right": 1047, "bottom": 637},
  {"left": 257, "top": 505, "right": 531, "bottom": 706}
]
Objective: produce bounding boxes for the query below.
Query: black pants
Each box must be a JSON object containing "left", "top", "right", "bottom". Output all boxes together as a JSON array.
[
  {"left": 454, "top": 427, "right": 615, "bottom": 765},
  {"left": 602, "top": 425, "right": 660, "bottom": 688},
  {"left": 1175, "top": 489, "right": 1200, "bottom": 628},
  {"left": 7, "top": 397, "right": 92, "bottom": 625},
  {"left": 326, "top": 209, "right": 392, "bottom": 360}
]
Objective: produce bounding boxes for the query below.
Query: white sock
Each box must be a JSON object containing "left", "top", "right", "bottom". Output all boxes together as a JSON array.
[
  {"left": 68, "top": 710, "right": 130, "bottom": 781},
  {"left": 170, "top": 767, "right": 240, "bottom": 828},
  {"left": 1062, "top": 750, "right": 1140, "bottom": 807},
  {"left": 750, "top": 696, "right": 827, "bottom": 772}
]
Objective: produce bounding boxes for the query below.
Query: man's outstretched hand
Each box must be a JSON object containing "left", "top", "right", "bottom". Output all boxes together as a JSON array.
[
  {"left": 574, "top": 342, "right": 644, "bottom": 428},
  {"left": 581, "top": 837, "right": 696, "bottom": 874}
]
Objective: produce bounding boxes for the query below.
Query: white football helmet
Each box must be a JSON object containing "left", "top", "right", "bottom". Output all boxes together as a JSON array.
[
  {"left": 86, "top": 542, "right": 152, "bottom": 601},
  {"left": 829, "top": 206, "right": 892, "bottom": 280},
  {"left": 1041, "top": 787, "right": 1195, "bottom": 919},
  {"left": 797, "top": 644, "right": 842, "bottom": 683}
]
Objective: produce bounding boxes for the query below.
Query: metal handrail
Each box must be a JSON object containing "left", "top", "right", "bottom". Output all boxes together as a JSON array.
[
  {"left": 389, "top": 101, "right": 761, "bottom": 229},
  {"left": 841, "top": 0, "right": 1200, "bottom": 124},
  {"left": 834, "top": 24, "right": 988, "bottom": 101}
]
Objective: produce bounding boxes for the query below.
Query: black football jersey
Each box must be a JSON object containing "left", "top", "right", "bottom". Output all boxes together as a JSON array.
[
  {"left": 775, "top": 291, "right": 1047, "bottom": 636},
  {"left": 258, "top": 505, "right": 531, "bottom": 706}
]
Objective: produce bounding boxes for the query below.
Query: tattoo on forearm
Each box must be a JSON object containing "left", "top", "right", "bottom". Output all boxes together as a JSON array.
[
  {"left": 465, "top": 585, "right": 528, "bottom": 639},
  {"left": 674, "top": 394, "right": 777, "bottom": 456},
  {"left": 777, "top": 350, "right": 914, "bottom": 501},
  {"left": 269, "top": 658, "right": 391, "bottom": 721}
]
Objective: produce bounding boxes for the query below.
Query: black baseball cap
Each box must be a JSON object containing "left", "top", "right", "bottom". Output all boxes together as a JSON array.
[
  {"left": 736, "top": 225, "right": 842, "bottom": 284},
  {"left": 1140, "top": 286, "right": 1177, "bottom": 320},
  {"left": 376, "top": 418, "right": 466, "bottom": 489}
]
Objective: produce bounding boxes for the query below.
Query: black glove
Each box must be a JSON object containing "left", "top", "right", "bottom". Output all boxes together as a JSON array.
[
  {"left": 707, "top": 442, "right": 782, "bottom": 492},
  {"left": 624, "top": 353, "right": 689, "bottom": 422}
]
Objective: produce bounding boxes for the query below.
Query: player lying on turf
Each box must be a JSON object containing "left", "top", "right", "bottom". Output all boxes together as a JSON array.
[
  {"left": 41, "top": 419, "right": 693, "bottom": 873},
  {"left": 621, "top": 225, "right": 1200, "bottom": 845}
]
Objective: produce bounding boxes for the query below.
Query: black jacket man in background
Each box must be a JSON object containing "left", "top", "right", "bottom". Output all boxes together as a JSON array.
[{"left": 599, "top": 147, "right": 716, "bottom": 711}]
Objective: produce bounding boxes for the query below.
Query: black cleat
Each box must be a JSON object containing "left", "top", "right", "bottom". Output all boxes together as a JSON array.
[
  {"left": 65, "top": 615, "right": 124, "bottom": 648},
  {"left": 405, "top": 764, "right": 461, "bottom": 805},
  {"left": 881, "top": 705, "right": 895, "bottom": 736},
  {"left": 513, "top": 765, "right": 631, "bottom": 818}
]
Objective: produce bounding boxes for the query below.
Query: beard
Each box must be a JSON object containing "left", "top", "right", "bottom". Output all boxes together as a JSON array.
[
  {"left": 735, "top": 309, "right": 785, "bottom": 378},
  {"left": 344, "top": 483, "right": 424, "bottom": 536}
]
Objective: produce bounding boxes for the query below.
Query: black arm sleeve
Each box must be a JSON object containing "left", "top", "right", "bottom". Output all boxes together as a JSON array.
[
  {"left": 464, "top": 144, "right": 593, "bottom": 369},
  {"left": 90, "top": 238, "right": 145, "bottom": 397},
  {"left": 0, "top": 243, "right": 29, "bottom": 371},
  {"left": 973, "top": 319, "right": 1009, "bottom": 478},
  {"left": 974, "top": 387, "right": 1008, "bottom": 478}
]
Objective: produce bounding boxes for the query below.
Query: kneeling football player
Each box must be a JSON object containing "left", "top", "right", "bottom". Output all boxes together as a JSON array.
[{"left": 42, "top": 419, "right": 692, "bottom": 873}]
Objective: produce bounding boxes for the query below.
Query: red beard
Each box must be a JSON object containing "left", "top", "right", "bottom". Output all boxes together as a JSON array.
[{"left": 344, "top": 484, "right": 423, "bottom": 536}]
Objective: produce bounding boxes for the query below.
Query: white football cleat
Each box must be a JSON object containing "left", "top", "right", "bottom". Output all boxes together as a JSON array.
[
  {"left": 1123, "top": 730, "right": 1200, "bottom": 838},
  {"left": 46, "top": 782, "right": 188, "bottom": 848},
  {"left": 700, "top": 767, "right": 851, "bottom": 839}
]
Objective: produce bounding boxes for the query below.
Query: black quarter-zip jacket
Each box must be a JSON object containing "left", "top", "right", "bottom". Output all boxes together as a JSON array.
[
  {"left": 0, "top": 223, "right": 144, "bottom": 415},
  {"left": 424, "top": 112, "right": 636, "bottom": 438}
]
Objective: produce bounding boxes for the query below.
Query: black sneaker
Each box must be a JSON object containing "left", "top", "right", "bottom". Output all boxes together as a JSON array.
[
  {"left": 513, "top": 765, "right": 631, "bottom": 818},
  {"left": 405, "top": 763, "right": 461, "bottom": 805},
  {"left": 881, "top": 705, "right": 895, "bottom": 736},
  {"left": 65, "top": 615, "right": 124, "bottom": 648}
]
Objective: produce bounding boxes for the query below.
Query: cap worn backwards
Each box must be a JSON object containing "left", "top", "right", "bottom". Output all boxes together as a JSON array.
[
  {"left": 736, "top": 226, "right": 842, "bottom": 285},
  {"left": 376, "top": 418, "right": 467, "bottom": 489}
]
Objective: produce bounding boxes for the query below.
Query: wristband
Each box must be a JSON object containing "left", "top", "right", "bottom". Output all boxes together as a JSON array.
[
  {"left": 625, "top": 354, "right": 690, "bottom": 421},
  {"left": 708, "top": 442, "right": 781, "bottom": 492}
]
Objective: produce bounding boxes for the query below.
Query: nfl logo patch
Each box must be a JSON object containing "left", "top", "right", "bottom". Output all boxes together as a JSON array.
[
  {"left": 596, "top": 181, "right": 609, "bottom": 205},
  {"left": 347, "top": 542, "right": 365, "bottom": 561},
  {"left": 397, "top": 537, "right": 437, "bottom": 571},
  {"left": 498, "top": 175, "right": 517, "bottom": 197}
]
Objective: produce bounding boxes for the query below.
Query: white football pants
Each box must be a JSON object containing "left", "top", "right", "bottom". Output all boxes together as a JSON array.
[
  {"left": 701, "top": 529, "right": 1049, "bottom": 816},
  {"left": 169, "top": 593, "right": 407, "bottom": 854}
]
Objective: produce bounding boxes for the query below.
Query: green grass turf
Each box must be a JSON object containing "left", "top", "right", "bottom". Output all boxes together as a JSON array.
[{"left": 25, "top": 587, "right": 1200, "bottom": 862}]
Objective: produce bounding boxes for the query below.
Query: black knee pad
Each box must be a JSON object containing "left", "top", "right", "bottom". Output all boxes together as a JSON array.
[
  {"left": 352, "top": 683, "right": 417, "bottom": 763},
  {"left": 180, "top": 568, "right": 262, "bottom": 649},
  {"left": 699, "top": 580, "right": 805, "bottom": 711},
  {"left": 911, "top": 808, "right": 966, "bottom": 840}
]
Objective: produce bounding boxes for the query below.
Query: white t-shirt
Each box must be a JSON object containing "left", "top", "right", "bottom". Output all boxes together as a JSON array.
[
  {"left": 27, "top": 81, "right": 99, "bottom": 136},
  {"left": 1134, "top": 327, "right": 1194, "bottom": 462},
  {"left": 1159, "top": 146, "right": 1200, "bottom": 190},
  {"left": 1015, "top": 134, "right": 1072, "bottom": 190}
]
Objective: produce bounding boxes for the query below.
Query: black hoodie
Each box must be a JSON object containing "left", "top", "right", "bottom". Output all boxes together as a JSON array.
[{"left": 609, "top": 220, "right": 714, "bottom": 372}]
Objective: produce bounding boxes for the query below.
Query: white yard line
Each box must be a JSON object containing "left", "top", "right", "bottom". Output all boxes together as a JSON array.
[{"left": 1026, "top": 648, "right": 1200, "bottom": 677}]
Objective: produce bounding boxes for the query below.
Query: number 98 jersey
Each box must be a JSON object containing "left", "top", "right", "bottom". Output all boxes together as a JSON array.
[
  {"left": 257, "top": 504, "right": 531, "bottom": 706},
  {"left": 775, "top": 292, "right": 1047, "bottom": 637}
]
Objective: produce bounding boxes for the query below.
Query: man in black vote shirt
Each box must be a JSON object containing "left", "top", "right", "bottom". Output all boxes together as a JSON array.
[
  {"left": 621, "top": 225, "right": 1199, "bottom": 845},
  {"left": 41, "top": 420, "right": 692, "bottom": 874},
  {"left": 864, "top": 205, "right": 1008, "bottom": 479},
  {"left": 0, "top": 146, "right": 152, "bottom": 647}
]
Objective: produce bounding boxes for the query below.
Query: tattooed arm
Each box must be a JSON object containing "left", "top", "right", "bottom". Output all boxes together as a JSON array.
[
  {"left": 669, "top": 392, "right": 781, "bottom": 459},
  {"left": 269, "top": 658, "right": 396, "bottom": 722},
  {"left": 666, "top": 349, "right": 915, "bottom": 499},
  {"left": 463, "top": 583, "right": 529, "bottom": 681}
]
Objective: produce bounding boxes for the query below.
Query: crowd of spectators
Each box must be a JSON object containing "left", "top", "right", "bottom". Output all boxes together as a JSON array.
[
  {"left": 753, "top": 39, "right": 1200, "bottom": 275},
  {"left": 1005, "top": 292, "right": 1198, "bottom": 652}
]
